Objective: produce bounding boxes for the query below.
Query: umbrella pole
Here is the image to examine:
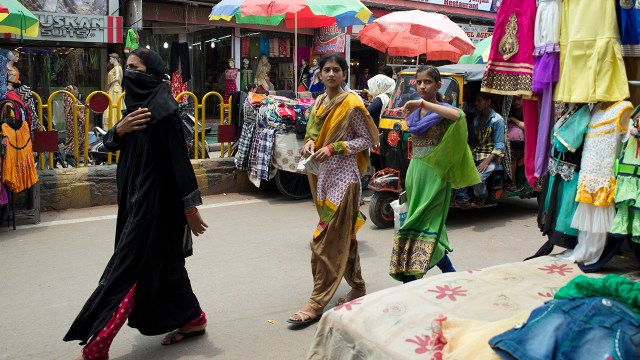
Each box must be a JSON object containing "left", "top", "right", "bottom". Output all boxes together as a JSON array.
[{"left": 294, "top": 12, "right": 298, "bottom": 94}]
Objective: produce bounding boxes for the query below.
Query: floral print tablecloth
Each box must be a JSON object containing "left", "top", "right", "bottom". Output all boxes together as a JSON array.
[{"left": 307, "top": 256, "right": 592, "bottom": 360}]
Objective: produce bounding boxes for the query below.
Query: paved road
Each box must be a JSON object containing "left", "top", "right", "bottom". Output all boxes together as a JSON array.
[{"left": 0, "top": 190, "right": 543, "bottom": 360}]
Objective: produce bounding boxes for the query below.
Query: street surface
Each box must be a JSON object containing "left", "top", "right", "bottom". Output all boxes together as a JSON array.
[{"left": 0, "top": 190, "right": 543, "bottom": 360}]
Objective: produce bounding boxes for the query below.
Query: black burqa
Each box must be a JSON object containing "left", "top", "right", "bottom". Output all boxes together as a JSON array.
[{"left": 64, "top": 50, "right": 203, "bottom": 343}]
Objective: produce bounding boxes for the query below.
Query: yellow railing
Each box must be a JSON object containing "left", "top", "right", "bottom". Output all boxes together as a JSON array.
[{"left": 30, "top": 90, "right": 231, "bottom": 169}]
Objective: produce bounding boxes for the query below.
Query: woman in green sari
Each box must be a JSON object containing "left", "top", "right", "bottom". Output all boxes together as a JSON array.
[{"left": 389, "top": 66, "right": 479, "bottom": 283}]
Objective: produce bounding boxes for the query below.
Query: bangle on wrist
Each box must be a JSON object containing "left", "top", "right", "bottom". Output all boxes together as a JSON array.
[
  {"left": 184, "top": 208, "right": 198, "bottom": 216},
  {"left": 325, "top": 145, "right": 334, "bottom": 155}
]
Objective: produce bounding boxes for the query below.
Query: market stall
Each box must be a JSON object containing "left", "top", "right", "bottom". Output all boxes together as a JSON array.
[{"left": 234, "top": 92, "right": 314, "bottom": 199}]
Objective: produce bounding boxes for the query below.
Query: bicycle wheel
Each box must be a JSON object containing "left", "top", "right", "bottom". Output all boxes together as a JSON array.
[{"left": 275, "top": 170, "right": 311, "bottom": 200}]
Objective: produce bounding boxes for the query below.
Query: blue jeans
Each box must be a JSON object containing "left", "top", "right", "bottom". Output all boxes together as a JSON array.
[
  {"left": 489, "top": 297, "right": 640, "bottom": 360},
  {"left": 456, "top": 160, "right": 497, "bottom": 202}
]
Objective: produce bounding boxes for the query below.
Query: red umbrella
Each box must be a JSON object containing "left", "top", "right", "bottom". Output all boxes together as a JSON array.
[{"left": 358, "top": 10, "right": 474, "bottom": 62}]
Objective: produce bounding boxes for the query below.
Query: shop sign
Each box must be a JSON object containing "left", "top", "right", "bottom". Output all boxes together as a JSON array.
[
  {"left": 456, "top": 23, "right": 493, "bottom": 43},
  {"left": 407, "top": 0, "right": 500, "bottom": 12},
  {"left": 35, "top": 12, "right": 122, "bottom": 43},
  {"left": 314, "top": 25, "right": 346, "bottom": 55}
]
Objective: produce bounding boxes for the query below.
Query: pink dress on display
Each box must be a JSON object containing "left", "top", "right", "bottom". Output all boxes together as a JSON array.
[{"left": 224, "top": 68, "right": 239, "bottom": 102}]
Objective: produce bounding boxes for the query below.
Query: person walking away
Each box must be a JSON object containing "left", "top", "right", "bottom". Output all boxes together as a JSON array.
[
  {"left": 64, "top": 48, "right": 209, "bottom": 360},
  {"left": 389, "top": 65, "right": 479, "bottom": 283},
  {"left": 455, "top": 92, "right": 506, "bottom": 208},
  {"left": 287, "top": 53, "right": 379, "bottom": 325}
]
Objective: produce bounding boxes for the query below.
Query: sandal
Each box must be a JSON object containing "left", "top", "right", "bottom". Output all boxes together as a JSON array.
[
  {"left": 286, "top": 310, "right": 321, "bottom": 325},
  {"left": 161, "top": 328, "right": 206, "bottom": 346}
]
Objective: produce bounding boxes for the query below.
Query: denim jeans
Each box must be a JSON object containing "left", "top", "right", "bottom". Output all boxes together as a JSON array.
[
  {"left": 456, "top": 160, "right": 497, "bottom": 202},
  {"left": 489, "top": 297, "right": 640, "bottom": 360}
]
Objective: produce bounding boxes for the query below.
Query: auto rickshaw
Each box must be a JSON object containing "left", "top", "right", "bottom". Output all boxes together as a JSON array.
[{"left": 367, "top": 64, "right": 540, "bottom": 229}]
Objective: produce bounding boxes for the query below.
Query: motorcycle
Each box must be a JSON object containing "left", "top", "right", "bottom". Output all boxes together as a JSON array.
[{"left": 87, "top": 102, "right": 210, "bottom": 165}]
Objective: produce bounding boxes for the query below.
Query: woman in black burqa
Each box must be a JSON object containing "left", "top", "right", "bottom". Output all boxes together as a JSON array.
[{"left": 64, "top": 48, "right": 209, "bottom": 360}]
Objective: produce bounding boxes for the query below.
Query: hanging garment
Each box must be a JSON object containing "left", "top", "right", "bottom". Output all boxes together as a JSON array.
[
  {"left": 124, "top": 28, "right": 139, "bottom": 55},
  {"left": 12, "top": 84, "right": 40, "bottom": 131},
  {"left": 248, "top": 126, "right": 277, "bottom": 181},
  {"left": 269, "top": 38, "right": 279, "bottom": 58},
  {"left": 224, "top": 68, "right": 239, "bottom": 103},
  {"left": 249, "top": 38, "right": 260, "bottom": 59},
  {"left": 171, "top": 72, "right": 188, "bottom": 100},
  {"left": 240, "top": 69, "right": 254, "bottom": 94},
  {"left": 481, "top": 0, "right": 536, "bottom": 96},
  {"left": 278, "top": 38, "right": 288, "bottom": 58},
  {"left": 532, "top": 0, "right": 561, "bottom": 180},
  {"left": 259, "top": 38, "right": 269, "bottom": 57},
  {"left": 1, "top": 121, "right": 39, "bottom": 193},
  {"left": 555, "top": 0, "right": 629, "bottom": 102},
  {"left": 523, "top": 98, "right": 539, "bottom": 186},
  {"left": 617, "top": 0, "right": 640, "bottom": 57},
  {"left": 563, "top": 101, "right": 633, "bottom": 265},
  {"left": 241, "top": 37, "right": 250, "bottom": 57},
  {"left": 0, "top": 55, "right": 7, "bottom": 100},
  {"left": 170, "top": 42, "right": 191, "bottom": 83}
]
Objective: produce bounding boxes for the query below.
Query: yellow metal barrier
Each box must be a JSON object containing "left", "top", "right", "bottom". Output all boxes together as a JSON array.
[{"left": 29, "top": 89, "right": 232, "bottom": 169}]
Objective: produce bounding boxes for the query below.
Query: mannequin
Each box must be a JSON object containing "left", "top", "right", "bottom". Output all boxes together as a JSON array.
[
  {"left": 224, "top": 58, "right": 240, "bottom": 102},
  {"left": 240, "top": 58, "right": 254, "bottom": 93},
  {"left": 255, "top": 55, "right": 274, "bottom": 91},
  {"left": 308, "top": 57, "right": 324, "bottom": 93},
  {"left": 103, "top": 53, "right": 123, "bottom": 128},
  {"left": 297, "top": 58, "right": 310, "bottom": 92},
  {"left": 7, "top": 50, "right": 20, "bottom": 86}
]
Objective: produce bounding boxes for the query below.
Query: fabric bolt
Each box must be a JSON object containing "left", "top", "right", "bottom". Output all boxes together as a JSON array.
[
  {"left": 617, "top": 0, "right": 640, "bottom": 56},
  {"left": 169, "top": 42, "right": 190, "bottom": 83},
  {"left": 249, "top": 127, "right": 277, "bottom": 181},
  {"left": 224, "top": 68, "right": 239, "bottom": 103},
  {"left": 481, "top": 0, "right": 536, "bottom": 96},
  {"left": 523, "top": 98, "right": 539, "bottom": 186},
  {"left": 555, "top": 0, "right": 629, "bottom": 102},
  {"left": 489, "top": 297, "right": 640, "bottom": 360},
  {"left": 259, "top": 38, "right": 269, "bottom": 57},
  {"left": 565, "top": 101, "right": 633, "bottom": 265},
  {"left": 241, "top": 37, "right": 250, "bottom": 57},
  {"left": 1, "top": 121, "right": 38, "bottom": 193},
  {"left": 81, "top": 284, "right": 137, "bottom": 360}
]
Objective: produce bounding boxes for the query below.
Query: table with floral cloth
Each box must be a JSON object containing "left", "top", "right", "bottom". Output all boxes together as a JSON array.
[{"left": 307, "top": 256, "right": 600, "bottom": 360}]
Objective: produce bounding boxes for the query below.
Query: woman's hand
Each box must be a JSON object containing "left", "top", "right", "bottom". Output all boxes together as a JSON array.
[
  {"left": 402, "top": 99, "right": 422, "bottom": 115},
  {"left": 313, "top": 146, "right": 332, "bottom": 163},
  {"left": 186, "top": 209, "right": 208, "bottom": 236},
  {"left": 115, "top": 108, "right": 151, "bottom": 139},
  {"left": 302, "top": 139, "right": 315, "bottom": 157}
]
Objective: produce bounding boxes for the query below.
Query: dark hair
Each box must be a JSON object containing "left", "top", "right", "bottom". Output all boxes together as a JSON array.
[
  {"left": 380, "top": 65, "right": 394, "bottom": 78},
  {"left": 415, "top": 65, "right": 443, "bottom": 102},
  {"left": 476, "top": 92, "right": 493, "bottom": 103},
  {"left": 246, "top": 83, "right": 256, "bottom": 92},
  {"left": 318, "top": 53, "right": 348, "bottom": 73}
]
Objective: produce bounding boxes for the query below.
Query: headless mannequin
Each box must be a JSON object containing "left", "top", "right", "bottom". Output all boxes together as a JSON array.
[{"left": 224, "top": 59, "right": 240, "bottom": 102}]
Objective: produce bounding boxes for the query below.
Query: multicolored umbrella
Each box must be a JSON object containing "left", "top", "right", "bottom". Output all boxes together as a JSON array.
[
  {"left": 358, "top": 10, "right": 474, "bottom": 62},
  {"left": 209, "top": 0, "right": 373, "bottom": 28},
  {"left": 458, "top": 36, "right": 492, "bottom": 64},
  {"left": 0, "top": 0, "right": 39, "bottom": 39},
  {"left": 209, "top": 0, "right": 373, "bottom": 91}
]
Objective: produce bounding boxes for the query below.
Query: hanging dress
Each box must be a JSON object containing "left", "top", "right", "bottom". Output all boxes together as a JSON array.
[
  {"left": 562, "top": 101, "right": 633, "bottom": 265},
  {"left": 224, "top": 68, "right": 239, "bottom": 103},
  {"left": 554, "top": 0, "right": 629, "bottom": 102},
  {"left": 240, "top": 68, "right": 254, "bottom": 93},
  {"left": 616, "top": 0, "right": 640, "bottom": 57},
  {"left": 481, "top": 0, "right": 536, "bottom": 96},
  {"left": 1, "top": 121, "right": 38, "bottom": 193},
  {"left": 309, "top": 66, "right": 324, "bottom": 93}
]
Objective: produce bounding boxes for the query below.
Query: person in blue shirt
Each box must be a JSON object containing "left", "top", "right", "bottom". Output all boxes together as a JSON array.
[{"left": 456, "top": 92, "right": 506, "bottom": 208}]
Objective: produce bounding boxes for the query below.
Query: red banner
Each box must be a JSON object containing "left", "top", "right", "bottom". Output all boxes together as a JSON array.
[{"left": 313, "top": 25, "right": 346, "bottom": 55}]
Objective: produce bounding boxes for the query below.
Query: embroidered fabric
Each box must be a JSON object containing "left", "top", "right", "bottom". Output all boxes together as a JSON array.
[
  {"left": 577, "top": 101, "right": 632, "bottom": 197},
  {"left": 548, "top": 158, "right": 576, "bottom": 182}
]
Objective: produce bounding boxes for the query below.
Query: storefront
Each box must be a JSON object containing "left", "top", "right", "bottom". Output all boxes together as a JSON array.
[{"left": 0, "top": 2, "right": 122, "bottom": 100}]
